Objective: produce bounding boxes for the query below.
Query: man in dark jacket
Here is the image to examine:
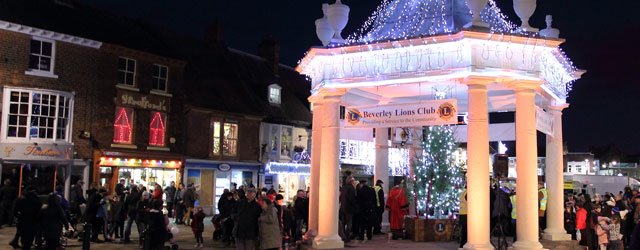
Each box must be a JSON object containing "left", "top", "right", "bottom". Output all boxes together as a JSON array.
[
  {"left": 220, "top": 191, "right": 236, "bottom": 245},
  {"left": 183, "top": 184, "right": 196, "bottom": 225},
  {"left": 13, "top": 186, "right": 42, "bottom": 250},
  {"left": 356, "top": 180, "right": 376, "bottom": 241},
  {"left": 115, "top": 179, "right": 126, "bottom": 201},
  {"left": 85, "top": 188, "right": 106, "bottom": 242},
  {"left": 164, "top": 181, "right": 177, "bottom": 218},
  {"left": 293, "top": 189, "right": 309, "bottom": 241},
  {"left": 340, "top": 177, "right": 357, "bottom": 241},
  {"left": 122, "top": 185, "right": 141, "bottom": 243},
  {"left": 233, "top": 188, "right": 261, "bottom": 250},
  {"left": 0, "top": 179, "right": 16, "bottom": 227},
  {"left": 373, "top": 179, "right": 385, "bottom": 235}
]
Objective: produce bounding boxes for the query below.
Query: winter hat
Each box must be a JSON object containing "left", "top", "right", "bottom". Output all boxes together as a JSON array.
[{"left": 275, "top": 194, "right": 284, "bottom": 201}]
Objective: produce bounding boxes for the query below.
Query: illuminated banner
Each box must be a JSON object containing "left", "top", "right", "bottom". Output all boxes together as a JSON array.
[
  {"left": 344, "top": 99, "right": 458, "bottom": 128},
  {"left": 1, "top": 143, "right": 73, "bottom": 161},
  {"left": 535, "top": 106, "right": 554, "bottom": 137}
]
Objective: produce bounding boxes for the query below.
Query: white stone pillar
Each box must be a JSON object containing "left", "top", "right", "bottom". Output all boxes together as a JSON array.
[
  {"left": 543, "top": 105, "right": 571, "bottom": 241},
  {"left": 308, "top": 101, "right": 324, "bottom": 237},
  {"left": 513, "top": 82, "right": 544, "bottom": 250},
  {"left": 313, "top": 92, "right": 344, "bottom": 249},
  {"left": 83, "top": 163, "right": 90, "bottom": 198},
  {"left": 374, "top": 128, "right": 390, "bottom": 230},
  {"left": 463, "top": 83, "right": 493, "bottom": 250}
]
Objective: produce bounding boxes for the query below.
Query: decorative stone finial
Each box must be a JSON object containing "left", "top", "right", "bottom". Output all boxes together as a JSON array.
[
  {"left": 315, "top": 4, "right": 334, "bottom": 46},
  {"left": 539, "top": 15, "right": 560, "bottom": 38},
  {"left": 326, "top": 0, "right": 350, "bottom": 42},
  {"left": 465, "top": 0, "right": 489, "bottom": 28},
  {"left": 513, "top": 0, "right": 538, "bottom": 31}
]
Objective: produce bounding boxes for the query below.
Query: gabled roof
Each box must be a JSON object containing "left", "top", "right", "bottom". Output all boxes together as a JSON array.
[{"left": 0, "top": 0, "right": 175, "bottom": 58}]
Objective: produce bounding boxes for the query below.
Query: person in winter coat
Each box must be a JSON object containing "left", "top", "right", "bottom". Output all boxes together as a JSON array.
[
  {"left": 123, "top": 185, "right": 141, "bottom": 243},
  {"left": 340, "top": 177, "right": 357, "bottom": 241},
  {"left": 373, "top": 179, "right": 385, "bottom": 235},
  {"left": 147, "top": 199, "right": 168, "bottom": 250},
  {"left": 174, "top": 183, "right": 185, "bottom": 224},
  {"left": 108, "top": 195, "right": 124, "bottom": 239},
  {"left": 13, "top": 186, "right": 42, "bottom": 250},
  {"left": 356, "top": 180, "right": 377, "bottom": 241},
  {"left": 164, "top": 181, "right": 177, "bottom": 218},
  {"left": 293, "top": 190, "right": 308, "bottom": 241},
  {"left": 0, "top": 179, "right": 17, "bottom": 227},
  {"left": 191, "top": 206, "right": 206, "bottom": 248},
  {"left": 41, "top": 193, "right": 71, "bottom": 250},
  {"left": 259, "top": 198, "right": 281, "bottom": 250},
  {"left": 85, "top": 188, "right": 106, "bottom": 242},
  {"left": 183, "top": 184, "right": 196, "bottom": 226},
  {"left": 233, "top": 188, "right": 262, "bottom": 250},
  {"left": 152, "top": 183, "right": 163, "bottom": 202},
  {"left": 386, "top": 183, "right": 409, "bottom": 240},
  {"left": 564, "top": 204, "right": 577, "bottom": 240},
  {"left": 221, "top": 191, "right": 237, "bottom": 245}
]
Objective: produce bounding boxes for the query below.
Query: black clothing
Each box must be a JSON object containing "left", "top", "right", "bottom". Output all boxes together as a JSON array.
[
  {"left": 147, "top": 210, "right": 167, "bottom": 250},
  {"left": 84, "top": 192, "right": 103, "bottom": 224},
  {"left": 233, "top": 199, "right": 261, "bottom": 240},
  {"left": 356, "top": 185, "right": 376, "bottom": 240},
  {"left": 564, "top": 210, "right": 577, "bottom": 240},
  {"left": 294, "top": 197, "right": 309, "bottom": 222},
  {"left": 0, "top": 184, "right": 16, "bottom": 225},
  {"left": 14, "top": 192, "right": 42, "bottom": 250},
  {"left": 41, "top": 203, "right": 69, "bottom": 244},
  {"left": 340, "top": 184, "right": 358, "bottom": 215},
  {"left": 183, "top": 188, "right": 196, "bottom": 208},
  {"left": 125, "top": 189, "right": 141, "bottom": 217}
]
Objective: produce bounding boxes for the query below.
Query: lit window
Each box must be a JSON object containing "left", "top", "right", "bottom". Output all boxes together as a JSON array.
[
  {"left": 113, "top": 107, "right": 133, "bottom": 144},
  {"left": 281, "top": 127, "right": 292, "bottom": 157},
  {"left": 268, "top": 84, "right": 281, "bottom": 105},
  {"left": 212, "top": 120, "right": 238, "bottom": 157},
  {"left": 223, "top": 123, "right": 238, "bottom": 157},
  {"left": 3, "top": 88, "right": 72, "bottom": 141},
  {"left": 152, "top": 64, "right": 168, "bottom": 92},
  {"left": 149, "top": 112, "right": 166, "bottom": 146},
  {"left": 118, "top": 57, "right": 136, "bottom": 86},
  {"left": 28, "top": 38, "right": 54, "bottom": 72}
]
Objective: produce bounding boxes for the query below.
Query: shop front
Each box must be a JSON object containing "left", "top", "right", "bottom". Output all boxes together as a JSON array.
[
  {"left": 264, "top": 162, "right": 310, "bottom": 204},
  {"left": 184, "top": 159, "right": 260, "bottom": 215},
  {"left": 0, "top": 142, "right": 78, "bottom": 199},
  {"left": 94, "top": 150, "right": 182, "bottom": 193}
]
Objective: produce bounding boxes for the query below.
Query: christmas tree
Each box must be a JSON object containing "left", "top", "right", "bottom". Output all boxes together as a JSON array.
[{"left": 410, "top": 125, "right": 464, "bottom": 219}]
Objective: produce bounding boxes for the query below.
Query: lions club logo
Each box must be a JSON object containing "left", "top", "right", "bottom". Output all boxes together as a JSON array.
[
  {"left": 437, "top": 102, "right": 456, "bottom": 121},
  {"left": 345, "top": 109, "right": 361, "bottom": 125}
]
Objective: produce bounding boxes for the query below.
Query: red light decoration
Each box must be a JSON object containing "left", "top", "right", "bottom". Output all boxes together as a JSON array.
[
  {"left": 149, "top": 112, "right": 166, "bottom": 146},
  {"left": 113, "top": 107, "right": 133, "bottom": 143}
]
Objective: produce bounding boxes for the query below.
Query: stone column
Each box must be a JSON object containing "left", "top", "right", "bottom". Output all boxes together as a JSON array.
[
  {"left": 308, "top": 101, "right": 324, "bottom": 237},
  {"left": 64, "top": 163, "right": 72, "bottom": 200},
  {"left": 513, "top": 82, "right": 543, "bottom": 250},
  {"left": 543, "top": 105, "right": 571, "bottom": 241},
  {"left": 374, "top": 128, "right": 390, "bottom": 230},
  {"left": 463, "top": 82, "right": 493, "bottom": 250},
  {"left": 313, "top": 92, "right": 345, "bottom": 249}
]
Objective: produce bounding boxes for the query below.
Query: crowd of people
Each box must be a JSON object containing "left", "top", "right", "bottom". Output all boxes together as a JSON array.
[
  {"left": 565, "top": 188, "right": 640, "bottom": 250},
  {"left": 213, "top": 185, "right": 309, "bottom": 250}
]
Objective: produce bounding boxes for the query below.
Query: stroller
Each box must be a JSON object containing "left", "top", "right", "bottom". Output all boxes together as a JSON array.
[{"left": 212, "top": 214, "right": 223, "bottom": 240}]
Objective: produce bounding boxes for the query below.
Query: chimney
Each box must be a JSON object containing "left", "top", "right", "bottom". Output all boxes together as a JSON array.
[
  {"left": 204, "top": 19, "right": 224, "bottom": 45},
  {"left": 258, "top": 36, "right": 280, "bottom": 76}
]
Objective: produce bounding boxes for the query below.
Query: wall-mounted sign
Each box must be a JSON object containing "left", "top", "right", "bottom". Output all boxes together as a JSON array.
[
  {"left": 1, "top": 143, "right": 73, "bottom": 161},
  {"left": 535, "top": 106, "right": 554, "bottom": 137},
  {"left": 344, "top": 99, "right": 458, "bottom": 128},
  {"left": 116, "top": 89, "right": 170, "bottom": 112},
  {"left": 218, "top": 163, "right": 231, "bottom": 172}
]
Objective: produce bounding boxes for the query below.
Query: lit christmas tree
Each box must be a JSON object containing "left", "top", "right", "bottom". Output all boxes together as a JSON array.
[{"left": 411, "top": 125, "right": 464, "bottom": 219}]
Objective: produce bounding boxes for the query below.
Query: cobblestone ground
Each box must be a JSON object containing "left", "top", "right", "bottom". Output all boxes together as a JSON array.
[{"left": 0, "top": 218, "right": 460, "bottom": 250}]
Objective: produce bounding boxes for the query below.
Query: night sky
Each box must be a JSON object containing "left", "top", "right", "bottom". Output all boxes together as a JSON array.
[{"left": 79, "top": 0, "right": 640, "bottom": 154}]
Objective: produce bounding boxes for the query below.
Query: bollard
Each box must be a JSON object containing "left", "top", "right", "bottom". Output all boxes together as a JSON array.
[{"left": 82, "top": 222, "right": 91, "bottom": 250}]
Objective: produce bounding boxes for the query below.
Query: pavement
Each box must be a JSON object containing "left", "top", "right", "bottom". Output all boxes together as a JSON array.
[{"left": 0, "top": 218, "right": 461, "bottom": 250}]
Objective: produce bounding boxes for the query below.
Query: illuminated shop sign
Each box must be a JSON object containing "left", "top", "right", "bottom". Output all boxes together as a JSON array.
[
  {"left": 1, "top": 143, "right": 73, "bottom": 161},
  {"left": 99, "top": 157, "right": 182, "bottom": 168}
]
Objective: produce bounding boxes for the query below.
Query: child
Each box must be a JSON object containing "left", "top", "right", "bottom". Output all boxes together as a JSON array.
[
  {"left": 108, "top": 195, "right": 123, "bottom": 239},
  {"left": 595, "top": 205, "right": 611, "bottom": 250},
  {"left": 191, "top": 206, "right": 206, "bottom": 248},
  {"left": 608, "top": 213, "right": 623, "bottom": 250}
]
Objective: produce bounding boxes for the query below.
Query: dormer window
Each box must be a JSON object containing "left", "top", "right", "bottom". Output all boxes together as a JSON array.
[
  {"left": 25, "top": 38, "right": 57, "bottom": 78},
  {"left": 268, "top": 84, "right": 281, "bottom": 105}
]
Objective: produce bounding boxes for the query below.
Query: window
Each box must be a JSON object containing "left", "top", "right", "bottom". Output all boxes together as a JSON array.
[
  {"left": 28, "top": 38, "right": 54, "bottom": 72},
  {"left": 281, "top": 127, "right": 292, "bottom": 157},
  {"left": 212, "top": 121, "right": 238, "bottom": 157},
  {"left": 268, "top": 84, "right": 281, "bottom": 105},
  {"left": 152, "top": 64, "right": 168, "bottom": 92},
  {"left": 113, "top": 107, "right": 134, "bottom": 144},
  {"left": 3, "top": 88, "right": 72, "bottom": 141},
  {"left": 118, "top": 57, "right": 136, "bottom": 86},
  {"left": 149, "top": 112, "right": 166, "bottom": 146}
]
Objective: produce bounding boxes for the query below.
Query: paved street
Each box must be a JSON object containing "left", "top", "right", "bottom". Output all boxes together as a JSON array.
[{"left": 0, "top": 217, "right": 460, "bottom": 250}]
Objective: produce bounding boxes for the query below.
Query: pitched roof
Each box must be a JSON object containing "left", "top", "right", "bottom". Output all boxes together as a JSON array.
[{"left": 0, "top": 0, "right": 175, "bottom": 58}]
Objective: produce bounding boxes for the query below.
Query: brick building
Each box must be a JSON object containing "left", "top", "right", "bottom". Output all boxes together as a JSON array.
[{"left": 0, "top": 0, "right": 186, "bottom": 197}]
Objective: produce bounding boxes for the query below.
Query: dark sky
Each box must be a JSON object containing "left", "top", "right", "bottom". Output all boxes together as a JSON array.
[{"left": 79, "top": 0, "right": 640, "bottom": 154}]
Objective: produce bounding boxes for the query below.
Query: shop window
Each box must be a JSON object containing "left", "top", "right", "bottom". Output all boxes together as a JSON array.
[
  {"left": 28, "top": 38, "right": 55, "bottom": 73},
  {"left": 149, "top": 111, "right": 166, "bottom": 146},
  {"left": 118, "top": 57, "right": 136, "bottom": 86},
  {"left": 3, "top": 88, "right": 73, "bottom": 141},
  {"left": 113, "top": 107, "right": 134, "bottom": 144},
  {"left": 271, "top": 126, "right": 279, "bottom": 156},
  {"left": 268, "top": 84, "right": 281, "bottom": 105},
  {"left": 212, "top": 121, "right": 238, "bottom": 157},
  {"left": 152, "top": 64, "right": 168, "bottom": 92},
  {"left": 281, "top": 127, "right": 292, "bottom": 158}
]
